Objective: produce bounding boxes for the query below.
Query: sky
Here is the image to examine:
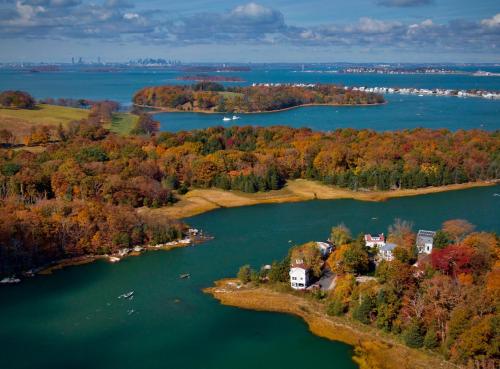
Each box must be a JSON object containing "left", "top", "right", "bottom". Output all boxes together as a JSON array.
[{"left": 0, "top": 0, "right": 499, "bottom": 63}]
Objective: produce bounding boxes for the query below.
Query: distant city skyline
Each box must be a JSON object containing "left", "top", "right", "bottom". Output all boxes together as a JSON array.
[{"left": 0, "top": 1, "right": 499, "bottom": 63}]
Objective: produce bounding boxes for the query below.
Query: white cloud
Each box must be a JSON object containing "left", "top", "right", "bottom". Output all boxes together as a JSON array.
[{"left": 481, "top": 14, "right": 500, "bottom": 28}]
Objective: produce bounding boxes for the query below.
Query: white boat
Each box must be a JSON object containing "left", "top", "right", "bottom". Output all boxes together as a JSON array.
[
  {"left": 0, "top": 276, "right": 21, "bottom": 284},
  {"left": 118, "top": 291, "right": 134, "bottom": 299},
  {"left": 232, "top": 115, "right": 240, "bottom": 120},
  {"left": 222, "top": 117, "right": 231, "bottom": 121}
]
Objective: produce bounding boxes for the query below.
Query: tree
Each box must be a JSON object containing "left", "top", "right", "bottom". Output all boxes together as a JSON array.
[
  {"left": 442, "top": 219, "right": 475, "bottom": 244},
  {"left": 423, "top": 326, "right": 439, "bottom": 349},
  {"left": 433, "top": 230, "right": 451, "bottom": 250},
  {"left": 387, "top": 219, "right": 416, "bottom": 254},
  {"left": 403, "top": 321, "right": 425, "bottom": 348},
  {"left": 330, "top": 223, "right": 352, "bottom": 246},
  {"left": 431, "top": 245, "right": 474, "bottom": 277},
  {"left": 0, "top": 90, "right": 35, "bottom": 109},
  {"left": 352, "top": 293, "right": 376, "bottom": 324},
  {"left": 237, "top": 265, "right": 252, "bottom": 284}
]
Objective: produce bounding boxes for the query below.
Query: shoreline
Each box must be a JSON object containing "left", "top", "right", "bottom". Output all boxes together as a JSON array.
[
  {"left": 139, "top": 179, "right": 497, "bottom": 220},
  {"left": 204, "top": 279, "right": 462, "bottom": 369},
  {"left": 7, "top": 238, "right": 200, "bottom": 281},
  {"left": 135, "top": 102, "right": 386, "bottom": 116}
]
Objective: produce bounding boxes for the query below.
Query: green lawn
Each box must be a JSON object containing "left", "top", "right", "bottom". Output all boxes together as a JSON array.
[
  {"left": 218, "top": 91, "right": 244, "bottom": 98},
  {"left": 107, "top": 112, "right": 139, "bottom": 135},
  {"left": 0, "top": 104, "right": 88, "bottom": 127}
]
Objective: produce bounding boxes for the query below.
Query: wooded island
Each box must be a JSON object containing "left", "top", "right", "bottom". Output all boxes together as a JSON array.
[{"left": 132, "top": 83, "right": 385, "bottom": 113}]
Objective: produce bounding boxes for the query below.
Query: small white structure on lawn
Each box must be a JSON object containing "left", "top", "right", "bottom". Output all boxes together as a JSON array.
[
  {"left": 316, "top": 241, "right": 333, "bottom": 257},
  {"left": 364, "top": 233, "right": 386, "bottom": 248},
  {"left": 289, "top": 259, "right": 309, "bottom": 290},
  {"left": 378, "top": 243, "right": 397, "bottom": 261},
  {"left": 416, "top": 230, "right": 436, "bottom": 254}
]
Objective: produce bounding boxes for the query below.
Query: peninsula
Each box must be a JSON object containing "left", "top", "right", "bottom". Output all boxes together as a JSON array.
[{"left": 206, "top": 220, "right": 499, "bottom": 369}]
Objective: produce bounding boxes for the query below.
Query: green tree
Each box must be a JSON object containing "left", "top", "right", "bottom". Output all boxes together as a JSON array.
[
  {"left": 237, "top": 265, "right": 252, "bottom": 284},
  {"left": 423, "top": 327, "right": 439, "bottom": 349},
  {"left": 403, "top": 321, "right": 425, "bottom": 348}
]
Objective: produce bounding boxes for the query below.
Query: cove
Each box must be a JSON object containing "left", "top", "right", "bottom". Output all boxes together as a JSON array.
[
  {"left": 156, "top": 94, "right": 500, "bottom": 132},
  {"left": 0, "top": 185, "right": 498, "bottom": 369}
]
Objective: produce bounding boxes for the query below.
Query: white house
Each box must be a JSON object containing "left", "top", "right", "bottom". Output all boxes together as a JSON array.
[
  {"left": 416, "top": 230, "right": 436, "bottom": 254},
  {"left": 364, "top": 233, "right": 386, "bottom": 248},
  {"left": 289, "top": 259, "right": 309, "bottom": 290},
  {"left": 378, "top": 243, "right": 397, "bottom": 261},
  {"left": 316, "top": 241, "right": 333, "bottom": 258}
]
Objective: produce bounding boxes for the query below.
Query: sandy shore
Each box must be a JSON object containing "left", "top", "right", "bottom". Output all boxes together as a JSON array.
[
  {"left": 134, "top": 102, "right": 385, "bottom": 115},
  {"left": 205, "top": 279, "right": 461, "bottom": 369},
  {"left": 139, "top": 179, "right": 497, "bottom": 219}
]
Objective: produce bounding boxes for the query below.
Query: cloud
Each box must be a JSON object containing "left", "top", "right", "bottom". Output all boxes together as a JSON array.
[
  {"left": 0, "top": 1, "right": 498, "bottom": 55},
  {"left": 376, "top": 0, "right": 432, "bottom": 7},
  {"left": 481, "top": 13, "right": 500, "bottom": 28},
  {"left": 167, "top": 2, "right": 286, "bottom": 43}
]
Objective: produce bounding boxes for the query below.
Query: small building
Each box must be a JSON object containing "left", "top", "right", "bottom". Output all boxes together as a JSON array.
[
  {"left": 416, "top": 230, "right": 436, "bottom": 254},
  {"left": 364, "top": 233, "right": 386, "bottom": 248},
  {"left": 378, "top": 243, "right": 397, "bottom": 261},
  {"left": 289, "top": 259, "right": 310, "bottom": 290},
  {"left": 316, "top": 241, "right": 333, "bottom": 258}
]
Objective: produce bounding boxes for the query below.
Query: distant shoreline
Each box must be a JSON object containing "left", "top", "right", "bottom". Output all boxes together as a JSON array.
[
  {"left": 205, "top": 279, "right": 461, "bottom": 369},
  {"left": 135, "top": 102, "right": 386, "bottom": 116},
  {"left": 139, "top": 179, "right": 497, "bottom": 220}
]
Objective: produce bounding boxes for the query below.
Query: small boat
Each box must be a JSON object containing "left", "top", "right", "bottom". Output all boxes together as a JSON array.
[
  {"left": 118, "top": 291, "right": 134, "bottom": 299},
  {"left": 222, "top": 117, "right": 231, "bottom": 121},
  {"left": 179, "top": 273, "right": 191, "bottom": 279},
  {"left": 0, "top": 276, "right": 21, "bottom": 284},
  {"left": 127, "top": 309, "right": 135, "bottom": 315},
  {"left": 232, "top": 115, "right": 240, "bottom": 120},
  {"left": 371, "top": 217, "right": 378, "bottom": 220},
  {"left": 493, "top": 193, "right": 500, "bottom": 197}
]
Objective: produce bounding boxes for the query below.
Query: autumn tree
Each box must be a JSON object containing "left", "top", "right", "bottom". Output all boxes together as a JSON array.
[{"left": 442, "top": 219, "right": 476, "bottom": 244}]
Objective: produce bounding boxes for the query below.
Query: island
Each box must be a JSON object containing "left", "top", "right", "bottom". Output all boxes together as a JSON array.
[
  {"left": 132, "top": 83, "right": 385, "bottom": 113},
  {"left": 205, "top": 220, "right": 499, "bottom": 369}
]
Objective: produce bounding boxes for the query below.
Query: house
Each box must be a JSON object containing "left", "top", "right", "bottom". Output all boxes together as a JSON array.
[
  {"left": 289, "top": 259, "right": 310, "bottom": 290},
  {"left": 378, "top": 243, "right": 397, "bottom": 261},
  {"left": 416, "top": 230, "right": 436, "bottom": 254},
  {"left": 364, "top": 233, "right": 386, "bottom": 248},
  {"left": 316, "top": 241, "right": 333, "bottom": 258}
]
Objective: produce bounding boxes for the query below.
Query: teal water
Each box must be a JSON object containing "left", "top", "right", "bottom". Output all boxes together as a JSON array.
[
  {"left": 157, "top": 94, "right": 500, "bottom": 132},
  {"left": 0, "top": 185, "right": 499, "bottom": 369},
  {"left": 1, "top": 68, "right": 499, "bottom": 132}
]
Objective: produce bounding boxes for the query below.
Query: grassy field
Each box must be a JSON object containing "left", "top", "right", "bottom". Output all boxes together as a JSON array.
[
  {"left": 0, "top": 104, "right": 88, "bottom": 142},
  {"left": 0, "top": 104, "right": 139, "bottom": 141},
  {"left": 205, "top": 279, "right": 460, "bottom": 369},
  {"left": 107, "top": 112, "right": 139, "bottom": 135},
  {"left": 139, "top": 179, "right": 497, "bottom": 220}
]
